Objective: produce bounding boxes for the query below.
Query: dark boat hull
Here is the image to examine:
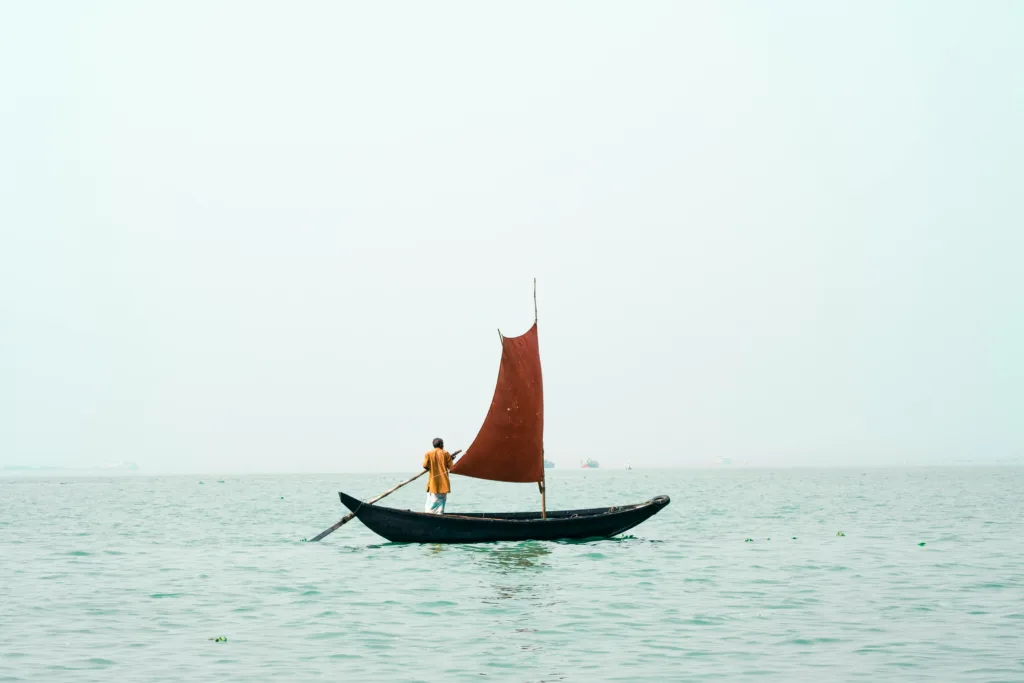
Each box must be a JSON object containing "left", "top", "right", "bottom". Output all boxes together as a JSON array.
[{"left": 338, "top": 491, "right": 670, "bottom": 543}]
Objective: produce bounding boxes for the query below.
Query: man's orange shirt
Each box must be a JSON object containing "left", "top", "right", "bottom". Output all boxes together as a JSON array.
[{"left": 422, "top": 448, "right": 453, "bottom": 494}]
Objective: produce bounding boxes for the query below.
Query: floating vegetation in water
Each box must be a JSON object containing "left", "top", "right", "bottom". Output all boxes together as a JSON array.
[
  {"left": 836, "top": 531, "right": 846, "bottom": 537},
  {"left": 918, "top": 542, "right": 927, "bottom": 546},
  {"left": 208, "top": 636, "right": 227, "bottom": 643},
  {"left": 745, "top": 538, "right": 753, "bottom": 543},
  {"left": 217, "top": 480, "right": 225, "bottom": 484},
  {"left": 792, "top": 537, "right": 797, "bottom": 540},
  {"left": 199, "top": 481, "right": 204, "bottom": 485},
  {"left": 766, "top": 538, "right": 771, "bottom": 541}
]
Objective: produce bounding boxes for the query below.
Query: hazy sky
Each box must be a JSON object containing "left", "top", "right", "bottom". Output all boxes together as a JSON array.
[{"left": 2, "top": 2, "right": 1021, "bottom": 473}]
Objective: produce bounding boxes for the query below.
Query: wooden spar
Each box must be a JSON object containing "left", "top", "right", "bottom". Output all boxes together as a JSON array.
[
  {"left": 533, "top": 278, "right": 538, "bottom": 322},
  {"left": 308, "top": 449, "right": 462, "bottom": 542},
  {"left": 536, "top": 281, "right": 542, "bottom": 518}
]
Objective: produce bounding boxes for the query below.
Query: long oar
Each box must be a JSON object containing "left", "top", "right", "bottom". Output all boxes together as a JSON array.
[{"left": 308, "top": 449, "right": 461, "bottom": 542}]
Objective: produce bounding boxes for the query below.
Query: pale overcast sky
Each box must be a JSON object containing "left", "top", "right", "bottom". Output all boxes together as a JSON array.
[{"left": 2, "top": 2, "right": 1021, "bottom": 473}]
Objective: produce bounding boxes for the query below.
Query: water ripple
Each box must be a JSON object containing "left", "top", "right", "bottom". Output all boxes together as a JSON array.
[{"left": 0, "top": 468, "right": 1022, "bottom": 681}]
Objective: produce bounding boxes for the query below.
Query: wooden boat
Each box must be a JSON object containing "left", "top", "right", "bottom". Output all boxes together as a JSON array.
[
  {"left": 338, "top": 491, "right": 669, "bottom": 543},
  {"left": 337, "top": 282, "right": 669, "bottom": 543}
]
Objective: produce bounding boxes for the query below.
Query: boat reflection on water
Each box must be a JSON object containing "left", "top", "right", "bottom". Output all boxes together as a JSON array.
[
  {"left": 480, "top": 541, "right": 551, "bottom": 574},
  {"left": 453, "top": 542, "right": 553, "bottom": 602},
  {"left": 488, "top": 543, "right": 551, "bottom": 602},
  {"left": 422, "top": 541, "right": 551, "bottom": 573}
]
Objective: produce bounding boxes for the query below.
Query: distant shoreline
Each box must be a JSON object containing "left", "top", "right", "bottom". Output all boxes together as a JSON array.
[{"left": 1, "top": 463, "right": 1020, "bottom": 479}]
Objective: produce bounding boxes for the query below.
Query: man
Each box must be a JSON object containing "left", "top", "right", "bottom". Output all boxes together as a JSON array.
[{"left": 422, "top": 437, "right": 454, "bottom": 514}]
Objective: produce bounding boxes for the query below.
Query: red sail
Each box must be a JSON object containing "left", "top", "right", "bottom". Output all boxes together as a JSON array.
[{"left": 451, "top": 323, "right": 544, "bottom": 483}]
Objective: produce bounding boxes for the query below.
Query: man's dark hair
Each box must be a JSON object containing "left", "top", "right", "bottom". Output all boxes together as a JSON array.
[{"left": 432, "top": 437, "right": 443, "bottom": 449}]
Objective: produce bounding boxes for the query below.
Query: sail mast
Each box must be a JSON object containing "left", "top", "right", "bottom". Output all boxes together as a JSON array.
[{"left": 535, "top": 279, "right": 546, "bottom": 519}]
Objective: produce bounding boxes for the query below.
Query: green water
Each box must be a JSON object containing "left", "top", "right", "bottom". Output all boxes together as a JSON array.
[{"left": 1, "top": 469, "right": 1022, "bottom": 681}]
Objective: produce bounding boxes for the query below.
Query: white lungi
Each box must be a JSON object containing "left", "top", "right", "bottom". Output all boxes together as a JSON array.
[{"left": 425, "top": 493, "right": 447, "bottom": 514}]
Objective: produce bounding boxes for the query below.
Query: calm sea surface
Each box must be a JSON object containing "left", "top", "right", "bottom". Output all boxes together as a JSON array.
[{"left": 1, "top": 468, "right": 1022, "bottom": 682}]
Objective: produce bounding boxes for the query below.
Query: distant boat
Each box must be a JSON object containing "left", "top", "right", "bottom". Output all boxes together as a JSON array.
[
  {"left": 625, "top": 463, "right": 632, "bottom": 470},
  {"left": 580, "top": 459, "right": 600, "bottom": 469},
  {"left": 544, "top": 459, "right": 555, "bottom": 469}
]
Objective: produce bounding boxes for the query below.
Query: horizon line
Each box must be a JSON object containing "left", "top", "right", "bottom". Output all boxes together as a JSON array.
[{"left": 1, "top": 463, "right": 1022, "bottom": 478}]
